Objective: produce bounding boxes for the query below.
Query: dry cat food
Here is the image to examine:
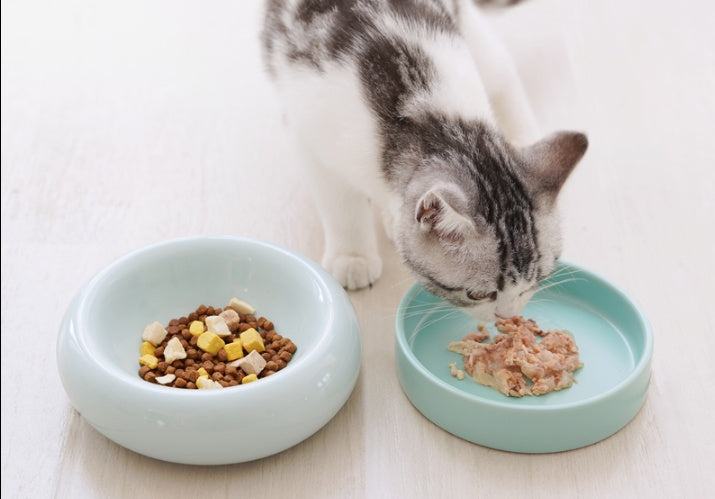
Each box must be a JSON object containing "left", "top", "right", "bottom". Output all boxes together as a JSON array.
[
  {"left": 447, "top": 316, "right": 583, "bottom": 397},
  {"left": 137, "top": 298, "right": 297, "bottom": 389}
]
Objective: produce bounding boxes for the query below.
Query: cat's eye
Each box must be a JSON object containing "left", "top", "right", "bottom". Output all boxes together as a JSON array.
[{"left": 467, "top": 289, "right": 497, "bottom": 302}]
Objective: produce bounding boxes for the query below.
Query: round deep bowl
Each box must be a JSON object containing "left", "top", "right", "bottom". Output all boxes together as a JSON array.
[
  {"left": 57, "top": 236, "right": 361, "bottom": 465},
  {"left": 395, "top": 261, "right": 653, "bottom": 453}
]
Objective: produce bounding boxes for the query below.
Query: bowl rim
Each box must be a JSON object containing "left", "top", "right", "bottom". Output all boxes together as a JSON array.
[
  {"left": 395, "top": 259, "right": 654, "bottom": 411},
  {"left": 69, "top": 234, "right": 348, "bottom": 397}
]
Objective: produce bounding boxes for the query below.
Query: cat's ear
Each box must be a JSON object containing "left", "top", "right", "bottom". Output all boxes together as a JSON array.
[
  {"left": 520, "top": 131, "right": 588, "bottom": 198},
  {"left": 415, "top": 188, "right": 475, "bottom": 242}
]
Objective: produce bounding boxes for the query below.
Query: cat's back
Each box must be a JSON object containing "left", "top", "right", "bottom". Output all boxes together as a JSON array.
[
  {"left": 262, "top": 0, "right": 459, "bottom": 77},
  {"left": 261, "top": 0, "right": 486, "bottom": 197}
]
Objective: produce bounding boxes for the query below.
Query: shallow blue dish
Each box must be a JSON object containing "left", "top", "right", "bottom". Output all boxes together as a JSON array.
[
  {"left": 57, "top": 236, "right": 361, "bottom": 464},
  {"left": 395, "top": 261, "right": 653, "bottom": 453}
]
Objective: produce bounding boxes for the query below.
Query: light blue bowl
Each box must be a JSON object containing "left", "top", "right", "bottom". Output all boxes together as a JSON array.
[
  {"left": 395, "top": 261, "right": 653, "bottom": 453},
  {"left": 57, "top": 236, "right": 361, "bottom": 464}
]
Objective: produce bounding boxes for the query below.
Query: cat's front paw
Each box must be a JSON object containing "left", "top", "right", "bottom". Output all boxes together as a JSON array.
[{"left": 323, "top": 253, "right": 382, "bottom": 290}]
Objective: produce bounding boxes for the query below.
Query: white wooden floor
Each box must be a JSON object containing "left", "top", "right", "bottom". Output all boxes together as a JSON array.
[{"left": 2, "top": 0, "right": 714, "bottom": 497}]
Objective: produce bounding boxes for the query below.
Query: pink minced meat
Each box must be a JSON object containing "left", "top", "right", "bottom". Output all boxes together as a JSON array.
[{"left": 447, "top": 316, "right": 583, "bottom": 397}]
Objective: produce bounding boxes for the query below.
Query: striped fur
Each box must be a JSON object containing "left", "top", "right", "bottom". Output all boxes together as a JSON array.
[{"left": 262, "top": 0, "right": 586, "bottom": 319}]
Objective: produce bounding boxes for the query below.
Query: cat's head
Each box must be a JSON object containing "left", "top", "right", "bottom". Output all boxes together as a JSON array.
[{"left": 393, "top": 128, "right": 588, "bottom": 321}]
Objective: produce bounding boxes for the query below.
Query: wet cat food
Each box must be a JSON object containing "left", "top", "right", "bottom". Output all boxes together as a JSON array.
[
  {"left": 447, "top": 316, "right": 582, "bottom": 397},
  {"left": 137, "top": 299, "right": 297, "bottom": 389}
]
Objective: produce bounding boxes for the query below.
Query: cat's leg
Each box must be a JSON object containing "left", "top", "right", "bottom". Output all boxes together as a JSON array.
[
  {"left": 305, "top": 156, "right": 383, "bottom": 290},
  {"left": 457, "top": 1, "right": 540, "bottom": 146}
]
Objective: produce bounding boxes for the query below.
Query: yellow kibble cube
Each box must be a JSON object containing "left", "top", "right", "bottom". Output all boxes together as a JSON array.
[
  {"left": 223, "top": 340, "right": 245, "bottom": 361},
  {"left": 197, "top": 331, "right": 225, "bottom": 355},
  {"left": 140, "top": 341, "right": 155, "bottom": 356},
  {"left": 239, "top": 328, "right": 265, "bottom": 353},
  {"left": 241, "top": 373, "right": 258, "bottom": 384},
  {"left": 189, "top": 320, "right": 205, "bottom": 336},
  {"left": 197, "top": 367, "right": 209, "bottom": 378},
  {"left": 139, "top": 354, "right": 159, "bottom": 369}
]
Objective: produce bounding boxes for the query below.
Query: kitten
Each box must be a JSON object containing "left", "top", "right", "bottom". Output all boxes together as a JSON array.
[{"left": 261, "top": 0, "right": 588, "bottom": 321}]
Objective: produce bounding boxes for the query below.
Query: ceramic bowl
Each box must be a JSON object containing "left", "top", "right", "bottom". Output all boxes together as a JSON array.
[
  {"left": 57, "top": 236, "right": 361, "bottom": 464},
  {"left": 395, "top": 261, "right": 653, "bottom": 453}
]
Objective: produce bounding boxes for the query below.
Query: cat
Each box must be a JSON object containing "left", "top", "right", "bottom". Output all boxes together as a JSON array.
[{"left": 261, "top": 0, "right": 588, "bottom": 321}]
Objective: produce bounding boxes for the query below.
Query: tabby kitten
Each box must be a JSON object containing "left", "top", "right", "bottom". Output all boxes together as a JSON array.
[{"left": 261, "top": 0, "right": 587, "bottom": 320}]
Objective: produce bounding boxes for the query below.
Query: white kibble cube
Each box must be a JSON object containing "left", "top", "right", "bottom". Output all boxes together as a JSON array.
[
  {"left": 234, "top": 350, "right": 267, "bottom": 375},
  {"left": 218, "top": 308, "right": 240, "bottom": 332},
  {"left": 142, "top": 321, "right": 168, "bottom": 346},
  {"left": 156, "top": 374, "right": 176, "bottom": 385},
  {"left": 196, "top": 377, "right": 223, "bottom": 390},
  {"left": 163, "top": 337, "right": 187, "bottom": 364},
  {"left": 205, "top": 315, "right": 231, "bottom": 337},
  {"left": 227, "top": 297, "right": 255, "bottom": 315}
]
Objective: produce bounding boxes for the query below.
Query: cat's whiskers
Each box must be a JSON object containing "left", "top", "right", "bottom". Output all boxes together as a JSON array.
[{"left": 536, "top": 276, "right": 585, "bottom": 294}]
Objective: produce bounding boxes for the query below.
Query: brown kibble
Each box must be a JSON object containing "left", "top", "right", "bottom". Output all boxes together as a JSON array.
[{"left": 139, "top": 304, "right": 295, "bottom": 389}]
